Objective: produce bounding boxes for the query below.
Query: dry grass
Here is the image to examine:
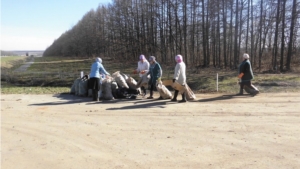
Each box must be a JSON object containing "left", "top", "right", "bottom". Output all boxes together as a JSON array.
[{"left": 1, "top": 56, "right": 300, "bottom": 94}]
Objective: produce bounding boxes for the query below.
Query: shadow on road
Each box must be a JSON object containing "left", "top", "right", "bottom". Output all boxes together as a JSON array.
[
  {"left": 28, "top": 93, "right": 91, "bottom": 106},
  {"left": 29, "top": 93, "right": 170, "bottom": 108},
  {"left": 197, "top": 94, "right": 252, "bottom": 102},
  {"left": 28, "top": 93, "right": 255, "bottom": 107}
]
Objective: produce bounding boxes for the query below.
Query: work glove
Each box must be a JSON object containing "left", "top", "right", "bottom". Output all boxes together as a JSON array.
[
  {"left": 157, "top": 77, "right": 161, "bottom": 82},
  {"left": 238, "top": 73, "right": 244, "bottom": 79},
  {"left": 140, "top": 70, "right": 145, "bottom": 74},
  {"left": 133, "top": 70, "right": 137, "bottom": 74}
]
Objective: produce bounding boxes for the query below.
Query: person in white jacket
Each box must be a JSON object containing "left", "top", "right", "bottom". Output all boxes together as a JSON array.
[
  {"left": 133, "top": 54, "right": 150, "bottom": 96},
  {"left": 171, "top": 54, "right": 187, "bottom": 103}
]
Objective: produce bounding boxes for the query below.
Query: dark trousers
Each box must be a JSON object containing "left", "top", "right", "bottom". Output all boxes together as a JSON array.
[
  {"left": 240, "top": 81, "right": 255, "bottom": 90},
  {"left": 149, "top": 84, "right": 155, "bottom": 97}
]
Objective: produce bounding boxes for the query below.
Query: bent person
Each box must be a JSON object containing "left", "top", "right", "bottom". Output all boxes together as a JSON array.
[
  {"left": 237, "top": 53, "right": 259, "bottom": 96},
  {"left": 133, "top": 54, "right": 150, "bottom": 96},
  {"left": 89, "top": 57, "right": 110, "bottom": 101},
  {"left": 171, "top": 54, "right": 187, "bottom": 103}
]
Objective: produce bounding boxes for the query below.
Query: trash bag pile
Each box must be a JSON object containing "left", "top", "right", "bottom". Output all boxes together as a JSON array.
[{"left": 70, "top": 71, "right": 141, "bottom": 100}]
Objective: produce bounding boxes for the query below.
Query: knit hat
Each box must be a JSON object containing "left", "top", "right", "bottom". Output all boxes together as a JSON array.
[
  {"left": 139, "top": 55, "right": 146, "bottom": 60},
  {"left": 175, "top": 55, "right": 183, "bottom": 63},
  {"left": 243, "top": 53, "right": 249, "bottom": 59},
  {"left": 149, "top": 56, "right": 156, "bottom": 62}
]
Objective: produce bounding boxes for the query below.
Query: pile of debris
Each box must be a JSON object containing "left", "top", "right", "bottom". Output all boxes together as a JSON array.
[{"left": 70, "top": 71, "right": 141, "bottom": 100}]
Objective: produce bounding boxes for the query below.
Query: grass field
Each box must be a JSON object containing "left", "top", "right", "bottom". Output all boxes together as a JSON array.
[
  {"left": 1, "top": 56, "right": 28, "bottom": 69},
  {"left": 1, "top": 56, "right": 300, "bottom": 94}
]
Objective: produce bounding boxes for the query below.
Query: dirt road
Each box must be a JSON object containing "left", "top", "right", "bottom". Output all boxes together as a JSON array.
[{"left": 1, "top": 93, "right": 300, "bottom": 169}]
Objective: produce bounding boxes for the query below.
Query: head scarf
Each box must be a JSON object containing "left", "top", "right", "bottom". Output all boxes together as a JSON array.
[
  {"left": 96, "top": 57, "right": 102, "bottom": 63},
  {"left": 243, "top": 53, "right": 249, "bottom": 60},
  {"left": 175, "top": 55, "right": 183, "bottom": 63},
  {"left": 139, "top": 55, "right": 146, "bottom": 60},
  {"left": 149, "top": 56, "right": 156, "bottom": 62}
]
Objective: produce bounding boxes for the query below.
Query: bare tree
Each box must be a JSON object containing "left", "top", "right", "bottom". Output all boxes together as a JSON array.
[{"left": 286, "top": 0, "right": 297, "bottom": 71}]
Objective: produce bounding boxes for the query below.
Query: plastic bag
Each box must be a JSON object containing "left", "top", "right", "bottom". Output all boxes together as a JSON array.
[
  {"left": 126, "top": 77, "right": 138, "bottom": 89},
  {"left": 184, "top": 84, "right": 196, "bottom": 100},
  {"left": 156, "top": 81, "right": 172, "bottom": 99},
  {"left": 112, "top": 71, "right": 129, "bottom": 89},
  {"left": 101, "top": 78, "right": 114, "bottom": 100},
  {"left": 73, "top": 78, "right": 81, "bottom": 95},
  {"left": 78, "top": 79, "right": 88, "bottom": 96},
  {"left": 70, "top": 79, "right": 78, "bottom": 94}
]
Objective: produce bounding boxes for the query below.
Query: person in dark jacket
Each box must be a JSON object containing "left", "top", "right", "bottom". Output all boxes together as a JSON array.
[
  {"left": 147, "top": 56, "right": 162, "bottom": 99},
  {"left": 237, "top": 53, "right": 259, "bottom": 96}
]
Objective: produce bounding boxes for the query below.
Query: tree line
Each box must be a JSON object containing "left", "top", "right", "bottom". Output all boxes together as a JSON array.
[{"left": 43, "top": 0, "right": 299, "bottom": 72}]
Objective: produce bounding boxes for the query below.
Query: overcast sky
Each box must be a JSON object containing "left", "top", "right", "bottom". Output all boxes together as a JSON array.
[{"left": 1, "top": 0, "right": 112, "bottom": 51}]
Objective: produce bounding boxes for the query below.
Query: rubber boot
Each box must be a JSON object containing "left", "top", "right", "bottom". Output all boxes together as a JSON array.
[
  {"left": 147, "top": 90, "right": 153, "bottom": 99},
  {"left": 237, "top": 88, "right": 244, "bottom": 95},
  {"left": 95, "top": 90, "right": 99, "bottom": 101},
  {"left": 92, "top": 89, "right": 97, "bottom": 101},
  {"left": 171, "top": 90, "right": 179, "bottom": 102},
  {"left": 237, "top": 86, "right": 243, "bottom": 95},
  {"left": 179, "top": 93, "right": 187, "bottom": 103}
]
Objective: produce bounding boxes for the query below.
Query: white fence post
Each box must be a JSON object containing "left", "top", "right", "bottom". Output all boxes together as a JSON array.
[{"left": 216, "top": 73, "right": 219, "bottom": 92}]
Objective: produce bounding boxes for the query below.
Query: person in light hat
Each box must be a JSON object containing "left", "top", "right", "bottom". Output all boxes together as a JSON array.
[
  {"left": 133, "top": 54, "right": 150, "bottom": 96},
  {"left": 89, "top": 57, "right": 110, "bottom": 101},
  {"left": 147, "top": 56, "right": 163, "bottom": 99},
  {"left": 171, "top": 54, "right": 187, "bottom": 103},
  {"left": 237, "top": 53, "right": 258, "bottom": 96}
]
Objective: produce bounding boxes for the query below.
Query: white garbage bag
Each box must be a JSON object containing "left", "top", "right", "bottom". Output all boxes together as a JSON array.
[
  {"left": 78, "top": 79, "right": 88, "bottom": 96},
  {"left": 101, "top": 78, "right": 114, "bottom": 100},
  {"left": 112, "top": 71, "right": 129, "bottom": 89},
  {"left": 156, "top": 81, "right": 172, "bottom": 99},
  {"left": 126, "top": 77, "right": 138, "bottom": 90}
]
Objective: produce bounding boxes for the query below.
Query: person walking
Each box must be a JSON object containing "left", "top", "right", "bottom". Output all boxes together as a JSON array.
[
  {"left": 147, "top": 56, "right": 162, "bottom": 99},
  {"left": 237, "top": 53, "right": 259, "bottom": 96},
  {"left": 133, "top": 54, "right": 150, "bottom": 96},
  {"left": 171, "top": 54, "right": 187, "bottom": 103},
  {"left": 89, "top": 57, "right": 110, "bottom": 101}
]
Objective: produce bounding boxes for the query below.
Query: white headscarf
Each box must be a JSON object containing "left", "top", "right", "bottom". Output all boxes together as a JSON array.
[
  {"left": 96, "top": 57, "right": 102, "bottom": 63},
  {"left": 243, "top": 53, "right": 249, "bottom": 59}
]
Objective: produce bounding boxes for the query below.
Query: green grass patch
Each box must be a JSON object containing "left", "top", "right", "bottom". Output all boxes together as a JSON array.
[
  {"left": 1, "top": 56, "right": 28, "bottom": 69},
  {"left": 1, "top": 82, "right": 70, "bottom": 94}
]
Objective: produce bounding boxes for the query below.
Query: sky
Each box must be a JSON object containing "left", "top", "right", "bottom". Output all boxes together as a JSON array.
[{"left": 1, "top": 0, "right": 112, "bottom": 51}]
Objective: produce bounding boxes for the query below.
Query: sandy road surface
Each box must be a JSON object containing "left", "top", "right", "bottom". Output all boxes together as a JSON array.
[{"left": 1, "top": 93, "right": 300, "bottom": 169}]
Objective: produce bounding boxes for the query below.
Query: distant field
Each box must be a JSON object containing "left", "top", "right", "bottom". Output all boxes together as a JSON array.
[
  {"left": 1, "top": 56, "right": 28, "bottom": 69},
  {"left": 1, "top": 50, "right": 44, "bottom": 57}
]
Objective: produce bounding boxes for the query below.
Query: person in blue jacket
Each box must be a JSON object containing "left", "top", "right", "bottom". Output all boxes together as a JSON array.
[
  {"left": 147, "top": 56, "right": 162, "bottom": 99},
  {"left": 89, "top": 57, "right": 110, "bottom": 101}
]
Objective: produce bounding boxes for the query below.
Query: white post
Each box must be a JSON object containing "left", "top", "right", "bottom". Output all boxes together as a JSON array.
[
  {"left": 80, "top": 71, "right": 83, "bottom": 78},
  {"left": 216, "top": 73, "right": 219, "bottom": 92}
]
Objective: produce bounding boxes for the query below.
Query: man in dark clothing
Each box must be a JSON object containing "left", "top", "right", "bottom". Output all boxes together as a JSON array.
[
  {"left": 147, "top": 56, "right": 162, "bottom": 99},
  {"left": 238, "top": 53, "right": 259, "bottom": 96}
]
